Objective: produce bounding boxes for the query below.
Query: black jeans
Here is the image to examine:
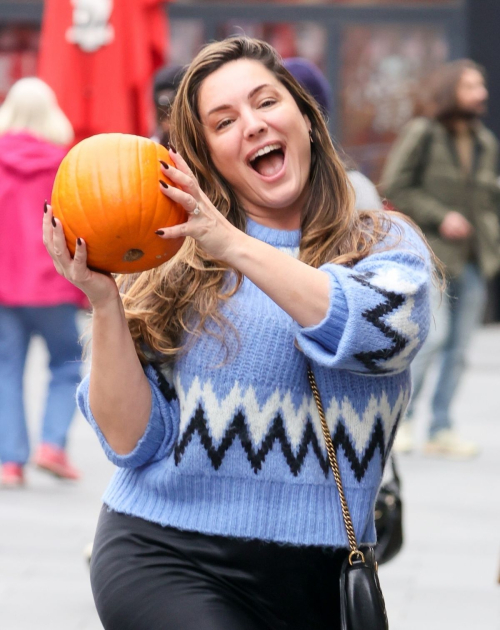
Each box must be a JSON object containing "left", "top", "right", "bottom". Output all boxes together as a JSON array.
[{"left": 91, "top": 506, "right": 347, "bottom": 630}]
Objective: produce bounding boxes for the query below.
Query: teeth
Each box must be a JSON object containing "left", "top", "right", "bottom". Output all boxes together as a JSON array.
[{"left": 249, "top": 143, "right": 282, "bottom": 162}]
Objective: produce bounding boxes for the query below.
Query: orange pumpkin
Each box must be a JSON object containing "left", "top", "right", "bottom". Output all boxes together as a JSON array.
[{"left": 51, "top": 133, "right": 187, "bottom": 274}]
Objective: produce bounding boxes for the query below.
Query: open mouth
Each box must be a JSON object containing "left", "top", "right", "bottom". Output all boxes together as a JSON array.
[{"left": 248, "top": 142, "right": 286, "bottom": 178}]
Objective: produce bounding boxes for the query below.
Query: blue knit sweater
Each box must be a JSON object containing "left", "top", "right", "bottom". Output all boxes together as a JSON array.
[{"left": 77, "top": 216, "right": 431, "bottom": 547}]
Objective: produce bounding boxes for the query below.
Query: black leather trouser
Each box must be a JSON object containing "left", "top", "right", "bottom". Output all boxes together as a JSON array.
[{"left": 90, "top": 505, "right": 347, "bottom": 630}]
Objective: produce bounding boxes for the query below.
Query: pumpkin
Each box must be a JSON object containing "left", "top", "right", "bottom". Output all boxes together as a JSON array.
[{"left": 51, "top": 133, "right": 187, "bottom": 274}]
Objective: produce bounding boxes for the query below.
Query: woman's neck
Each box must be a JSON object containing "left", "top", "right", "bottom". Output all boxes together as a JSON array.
[{"left": 243, "top": 187, "right": 308, "bottom": 231}]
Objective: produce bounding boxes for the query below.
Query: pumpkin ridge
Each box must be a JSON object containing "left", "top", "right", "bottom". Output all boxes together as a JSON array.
[
  {"left": 74, "top": 143, "right": 101, "bottom": 241},
  {"left": 119, "top": 134, "right": 136, "bottom": 263},
  {"left": 148, "top": 140, "right": 164, "bottom": 251},
  {"left": 54, "top": 160, "right": 79, "bottom": 253},
  {"left": 152, "top": 142, "right": 166, "bottom": 254},
  {"left": 136, "top": 137, "right": 146, "bottom": 245}
]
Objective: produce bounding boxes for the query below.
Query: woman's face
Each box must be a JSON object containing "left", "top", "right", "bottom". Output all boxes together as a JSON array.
[{"left": 198, "top": 59, "right": 312, "bottom": 226}]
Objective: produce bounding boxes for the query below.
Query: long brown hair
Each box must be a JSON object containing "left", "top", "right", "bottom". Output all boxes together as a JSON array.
[{"left": 118, "top": 37, "right": 413, "bottom": 364}]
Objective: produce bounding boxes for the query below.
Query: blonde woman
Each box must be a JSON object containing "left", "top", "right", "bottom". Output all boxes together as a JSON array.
[
  {"left": 0, "top": 78, "right": 86, "bottom": 487},
  {"left": 44, "top": 38, "right": 431, "bottom": 630}
]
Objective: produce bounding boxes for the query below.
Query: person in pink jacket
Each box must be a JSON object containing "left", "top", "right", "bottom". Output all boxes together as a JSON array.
[{"left": 0, "top": 78, "right": 87, "bottom": 487}]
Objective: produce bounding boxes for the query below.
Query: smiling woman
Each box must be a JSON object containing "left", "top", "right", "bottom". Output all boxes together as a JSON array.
[
  {"left": 198, "top": 62, "right": 312, "bottom": 223},
  {"left": 42, "top": 36, "right": 433, "bottom": 630}
]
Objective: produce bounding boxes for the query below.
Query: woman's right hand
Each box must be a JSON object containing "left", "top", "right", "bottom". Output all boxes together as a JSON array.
[{"left": 43, "top": 203, "right": 120, "bottom": 309}]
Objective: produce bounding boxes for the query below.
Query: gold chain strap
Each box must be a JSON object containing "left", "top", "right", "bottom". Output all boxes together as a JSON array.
[{"left": 307, "top": 366, "right": 365, "bottom": 564}]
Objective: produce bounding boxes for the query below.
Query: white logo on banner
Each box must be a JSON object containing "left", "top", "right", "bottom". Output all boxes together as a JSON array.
[{"left": 66, "top": 0, "right": 115, "bottom": 53}]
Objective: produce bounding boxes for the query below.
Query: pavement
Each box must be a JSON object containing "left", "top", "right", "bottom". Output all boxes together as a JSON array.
[{"left": 1, "top": 323, "right": 500, "bottom": 630}]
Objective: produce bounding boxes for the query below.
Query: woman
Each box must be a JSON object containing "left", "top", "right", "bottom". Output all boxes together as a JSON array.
[
  {"left": 0, "top": 78, "right": 86, "bottom": 487},
  {"left": 44, "top": 38, "right": 431, "bottom": 629}
]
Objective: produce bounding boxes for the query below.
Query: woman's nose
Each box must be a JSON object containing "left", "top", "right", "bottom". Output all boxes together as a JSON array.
[{"left": 243, "top": 113, "right": 267, "bottom": 139}]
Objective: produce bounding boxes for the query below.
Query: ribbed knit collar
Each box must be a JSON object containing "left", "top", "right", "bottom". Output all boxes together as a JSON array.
[{"left": 246, "top": 217, "right": 301, "bottom": 248}]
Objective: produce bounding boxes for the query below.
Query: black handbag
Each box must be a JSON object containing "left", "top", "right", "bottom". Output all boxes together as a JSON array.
[
  {"left": 374, "top": 457, "right": 403, "bottom": 566},
  {"left": 307, "top": 367, "right": 389, "bottom": 630}
]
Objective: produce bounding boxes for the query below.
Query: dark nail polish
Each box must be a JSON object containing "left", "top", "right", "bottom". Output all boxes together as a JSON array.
[
  {"left": 159, "top": 180, "right": 168, "bottom": 189},
  {"left": 51, "top": 217, "right": 57, "bottom": 228},
  {"left": 155, "top": 230, "right": 165, "bottom": 236},
  {"left": 159, "top": 160, "right": 169, "bottom": 169},
  {"left": 169, "top": 143, "right": 177, "bottom": 154},
  {"left": 44, "top": 200, "right": 48, "bottom": 213},
  {"left": 77, "top": 237, "right": 82, "bottom": 246}
]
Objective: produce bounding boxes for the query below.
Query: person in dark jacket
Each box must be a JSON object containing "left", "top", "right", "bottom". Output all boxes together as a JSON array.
[{"left": 381, "top": 59, "right": 500, "bottom": 458}]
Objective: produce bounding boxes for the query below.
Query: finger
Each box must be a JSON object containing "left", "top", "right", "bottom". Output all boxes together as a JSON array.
[
  {"left": 159, "top": 182, "right": 200, "bottom": 215},
  {"left": 167, "top": 146, "right": 195, "bottom": 178},
  {"left": 155, "top": 223, "right": 191, "bottom": 240},
  {"left": 72, "top": 237, "right": 90, "bottom": 279},
  {"left": 42, "top": 201, "right": 55, "bottom": 252},
  {"left": 159, "top": 163, "right": 200, "bottom": 199},
  {"left": 51, "top": 216, "right": 73, "bottom": 267}
]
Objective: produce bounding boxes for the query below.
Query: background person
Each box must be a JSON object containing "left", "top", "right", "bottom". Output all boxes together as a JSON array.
[
  {"left": 0, "top": 78, "right": 87, "bottom": 487},
  {"left": 45, "top": 37, "right": 431, "bottom": 629},
  {"left": 381, "top": 59, "right": 500, "bottom": 458},
  {"left": 152, "top": 64, "right": 186, "bottom": 148}
]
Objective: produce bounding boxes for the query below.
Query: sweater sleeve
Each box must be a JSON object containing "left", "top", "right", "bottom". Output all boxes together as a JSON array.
[
  {"left": 76, "top": 363, "right": 179, "bottom": 468},
  {"left": 296, "top": 218, "right": 432, "bottom": 375}
]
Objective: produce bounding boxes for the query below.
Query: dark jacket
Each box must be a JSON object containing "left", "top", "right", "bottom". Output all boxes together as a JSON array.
[{"left": 381, "top": 117, "right": 500, "bottom": 279}]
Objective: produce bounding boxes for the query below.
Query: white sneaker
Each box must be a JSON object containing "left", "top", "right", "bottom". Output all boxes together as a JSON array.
[
  {"left": 423, "top": 429, "right": 479, "bottom": 460},
  {"left": 393, "top": 422, "right": 414, "bottom": 454}
]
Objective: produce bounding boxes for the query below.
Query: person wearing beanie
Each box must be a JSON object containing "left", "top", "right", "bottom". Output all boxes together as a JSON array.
[
  {"left": 152, "top": 64, "right": 186, "bottom": 147},
  {"left": 283, "top": 57, "right": 382, "bottom": 212}
]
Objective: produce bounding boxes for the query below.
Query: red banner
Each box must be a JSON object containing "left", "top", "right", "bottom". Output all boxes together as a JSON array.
[{"left": 38, "top": 0, "right": 168, "bottom": 143}]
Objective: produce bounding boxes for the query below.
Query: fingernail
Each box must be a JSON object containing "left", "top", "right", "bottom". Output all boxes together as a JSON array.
[
  {"left": 169, "top": 142, "right": 177, "bottom": 154},
  {"left": 159, "top": 160, "right": 169, "bottom": 169},
  {"left": 44, "top": 200, "right": 48, "bottom": 213},
  {"left": 52, "top": 217, "right": 57, "bottom": 228},
  {"left": 155, "top": 230, "right": 165, "bottom": 236},
  {"left": 77, "top": 237, "right": 82, "bottom": 246},
  {"left": 159, "top": 180, "right": 168, "bottom": 189}
]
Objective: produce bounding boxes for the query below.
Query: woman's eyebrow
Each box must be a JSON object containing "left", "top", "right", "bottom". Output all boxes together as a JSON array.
[{"left": 206, "top": 84, "right": 274, "bottom": 117}]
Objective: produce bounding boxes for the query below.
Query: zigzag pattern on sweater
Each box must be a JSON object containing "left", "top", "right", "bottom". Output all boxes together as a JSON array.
[
  {"left": 152, "top": 364, "right": 177, "bottom": 402},
  {"left": 174, "top": 406, "right": 395, "bottom": 481},
  {"left": 351, "top": 270, "right": 421, "bottom": 374},
  {"left": 173, "top": 376, "right": 407, "bottom": 455}
]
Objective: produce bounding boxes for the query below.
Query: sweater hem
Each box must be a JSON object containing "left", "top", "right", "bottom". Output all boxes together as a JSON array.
[{"left": 102, "top": 470, "right": 377, "bottom": 547}]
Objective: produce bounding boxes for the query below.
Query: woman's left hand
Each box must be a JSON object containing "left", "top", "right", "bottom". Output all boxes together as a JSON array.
[{"left": 156, "top": 148, "right": 242, "bottom": 261}]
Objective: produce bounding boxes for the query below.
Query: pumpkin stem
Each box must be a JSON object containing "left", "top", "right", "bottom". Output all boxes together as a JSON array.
[{"left": 123, "top": 249, "right": 145, "bottom": 262}]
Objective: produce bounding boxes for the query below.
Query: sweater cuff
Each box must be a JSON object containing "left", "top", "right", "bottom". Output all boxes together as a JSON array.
[
  {"left": 76, "top": 373, "right": 170, "bottom": 468},
  {"left": 296, "top": 271, "right": 349, "bottom": 362}
]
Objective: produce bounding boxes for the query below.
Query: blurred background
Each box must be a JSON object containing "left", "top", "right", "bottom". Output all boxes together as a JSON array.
[
  {"left": 2, "top": 0, "right": 499, "bottom": 180},
  {"left": 0, "top": 1, "right": 499, "bottom": 629}
]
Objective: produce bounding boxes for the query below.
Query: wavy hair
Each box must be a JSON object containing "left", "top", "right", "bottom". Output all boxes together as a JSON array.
[{"left": 119, "top": 37, "right": 416, "bottom": 364}]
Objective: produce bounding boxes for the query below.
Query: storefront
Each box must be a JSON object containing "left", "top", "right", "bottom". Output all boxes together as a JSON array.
[{"left": 0, "top": 0, "right": 466, "bottom": 181}]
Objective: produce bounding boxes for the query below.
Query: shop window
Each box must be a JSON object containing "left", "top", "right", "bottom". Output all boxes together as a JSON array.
[
  {"left": 0, "top": 26, "right": 39, "bottom": 102},
  {"left": 339, "top": 24, "right": 449, "bottom": 181}
]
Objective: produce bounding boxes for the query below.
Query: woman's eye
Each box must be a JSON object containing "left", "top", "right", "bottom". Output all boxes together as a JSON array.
[
  {"left": 260, "top": 99, "right": 276, "bottom": 108},
  {"left": 216, "top": 119, "right": 233, "bottom": 130}
]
